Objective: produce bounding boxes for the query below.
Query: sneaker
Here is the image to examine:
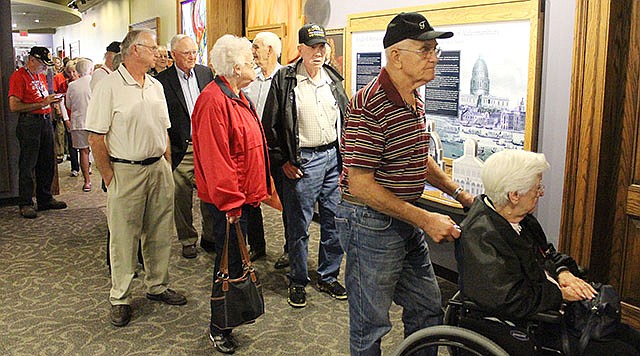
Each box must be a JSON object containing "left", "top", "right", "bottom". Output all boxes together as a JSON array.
[
  {"left": 70, "top": 170, "right": 79, "bottom": 177},
  {"left": 274, "top": 253, "right": 289, "bottom": 269},
  {"left": 146, "top": 288, "right": 187, "bottom": 305},
  {"left": 37, "top": 198, "right": 67, "bottom": 211},
  {"left": 288, "top": 285, "right": 306, "bottom": 308},
  {"left": 19, "top": 205, "right": 37, "bottom": 219},
  {"left": 317, "top": 280, "right": 348, "bottom": 300},
  {"left": 209, "top": 333, "right": 236, "bottom": 354}
]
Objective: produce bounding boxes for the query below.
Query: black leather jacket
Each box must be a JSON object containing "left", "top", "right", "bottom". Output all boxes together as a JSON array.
[
  {"left": 262, "top": 59, "right": 349, "bottom": 170},
  {"left": 458, "top": 195, "right": 580, "bottom": 319}
]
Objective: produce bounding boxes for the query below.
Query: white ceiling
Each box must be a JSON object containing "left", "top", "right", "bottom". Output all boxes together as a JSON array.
[{"left": 11, "top": 0, "right": 83, "bottom": 33}]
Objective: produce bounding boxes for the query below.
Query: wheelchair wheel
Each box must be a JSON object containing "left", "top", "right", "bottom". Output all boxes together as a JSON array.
[{"left": 392, "top": 325, "right": 509, "bottom": 356}]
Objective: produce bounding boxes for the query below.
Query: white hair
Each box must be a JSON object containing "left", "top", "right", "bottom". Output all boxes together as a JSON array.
[
  {"left": 170, "top": 34, "right": 193, "bottom": 51},
  {"left": 254, "top": 31, "right": 282, "bottom": 58},
  {"left": 481, "top": 149, "right": 549, "bottom": 207},
  {"left": 209, "top": 34, "right": 252, "bottom": 77},
  {"left": 75, "top": 58, "right": 93, "bottom": 76}
]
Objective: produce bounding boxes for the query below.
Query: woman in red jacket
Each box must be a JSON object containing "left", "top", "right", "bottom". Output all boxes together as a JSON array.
[{"left": 192, "top": 34, "right": 270, "bottom": 355}]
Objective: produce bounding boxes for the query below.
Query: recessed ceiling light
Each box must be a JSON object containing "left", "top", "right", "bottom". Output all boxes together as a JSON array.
[{"left": 34, "top": 19, "right": 40, "bottom": 23}]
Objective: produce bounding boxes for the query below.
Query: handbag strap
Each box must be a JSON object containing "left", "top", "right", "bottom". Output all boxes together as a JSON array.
[{"left": 220, "top": 221, "right": 255, "bottom": 274}]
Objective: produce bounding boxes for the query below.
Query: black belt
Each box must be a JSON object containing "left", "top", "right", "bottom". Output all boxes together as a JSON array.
[
  {"left": 302, "top": 141, "right": 337, "bottom": 152},
  {"left": 110, "top": 156, "right": 162, "bottom": 166},
  {"left": 21, "top": 113, "right": 51, "bottom": 120}
]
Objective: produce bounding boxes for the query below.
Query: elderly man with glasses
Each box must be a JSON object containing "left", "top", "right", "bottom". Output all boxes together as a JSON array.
[
  {"left": 86, "top": 29, "right": 187, "bottom": 328},
  {"left": 337, "top": 13, "right": 475, "bottom": 355},
  {"left": 8, "top": 46, "right": 67, "bottom": 219},
  {"left": 156, "top": 34, "right": 215, "bottom": 259}
]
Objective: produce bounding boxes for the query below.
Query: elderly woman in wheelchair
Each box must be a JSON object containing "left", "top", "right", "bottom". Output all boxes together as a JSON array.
[{"left": 452, "top": 149, "right": 640, "bottom": 355}]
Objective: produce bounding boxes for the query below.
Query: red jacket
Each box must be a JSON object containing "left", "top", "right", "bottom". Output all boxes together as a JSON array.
[{"left": 193, "top": 76, "right": 270, "bottom": 217}]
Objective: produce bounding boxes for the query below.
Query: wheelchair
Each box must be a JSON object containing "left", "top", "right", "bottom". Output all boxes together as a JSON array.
[{"left": 393, "top": 291, "right": 566, "bottom": 356}]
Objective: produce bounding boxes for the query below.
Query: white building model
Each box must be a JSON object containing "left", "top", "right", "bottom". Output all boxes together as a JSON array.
[{"left": 452, "top": 138, "right": 485, "bottom": 197}]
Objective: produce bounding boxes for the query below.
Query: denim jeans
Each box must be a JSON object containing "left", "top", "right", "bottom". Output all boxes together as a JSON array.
[
  {"left": 282, "top": 146, "right": 343, "bottom": 286},
  {"left": 335, "top": 200, "right": 443, "bottom": 356}
]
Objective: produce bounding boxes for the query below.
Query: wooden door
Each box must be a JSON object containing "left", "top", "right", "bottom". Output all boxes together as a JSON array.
[{"left": 561, "top": 0, "right": 640, "bottom": 328}]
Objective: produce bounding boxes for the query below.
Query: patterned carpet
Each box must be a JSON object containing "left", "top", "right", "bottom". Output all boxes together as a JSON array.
[{"left": 0, "top": 161, "right": 458, "bottom": 356}]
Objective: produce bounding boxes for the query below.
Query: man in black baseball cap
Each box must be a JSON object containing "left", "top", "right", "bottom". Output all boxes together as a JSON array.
[
  {"left": 298, "top": 23, "right": 328, "bottom": 47},
  {"left": 29, "top": 46, "right": 55, "bottom": 66},
  {"left": 91, "top": 41, "right": 121, "bottom": 90},
  {"left": 337, "top": 11, "right": 472, "bottom": 356},
  {"left": 383, "top": 12, "right": 453, "bottom": 48}
]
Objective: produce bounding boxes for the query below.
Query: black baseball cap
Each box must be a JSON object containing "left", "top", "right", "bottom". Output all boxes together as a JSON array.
[
  {"left": 383, "top": 12, "right": 453, "bottom": 49},
  {"left": 298, "top": 24, "right": 328, "bottom": 46},
  {"left": 29, "top": 46, "right": 54, "bottom": 66},
  {"left": 106, "top": 41, "right": 121, "bottom": 53}
]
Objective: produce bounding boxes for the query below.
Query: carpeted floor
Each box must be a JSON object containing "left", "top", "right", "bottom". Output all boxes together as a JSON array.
[{"left": 0, "top": 161, "right": 458, "bottom": 356}]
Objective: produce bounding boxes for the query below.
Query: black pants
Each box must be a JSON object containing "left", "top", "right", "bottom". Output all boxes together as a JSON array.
[
  {"left": 16, "top": 113, "right": 55, "bottom": 207},
  {"left": 270, "top": 167, "right": 289, "bottom": 254},
  {"left": 65, "top": 126, "right": 79, "bottom": 172},
  {"left": 247, "top": 205, "right": 265, "bottom": 253}
]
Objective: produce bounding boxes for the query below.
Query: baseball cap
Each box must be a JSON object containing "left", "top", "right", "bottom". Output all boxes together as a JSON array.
[
  {"left": 29, "top": 47, "right": 54, "bottom": 66},
  {"left": 106, "top": 41, "right": 121, "bottom": 53},
  {"left": 298, "top": 24, "right": 328, "bottom": 46},
  {"left": 383, "top": 12, "right": 453, "bottom": 49}
]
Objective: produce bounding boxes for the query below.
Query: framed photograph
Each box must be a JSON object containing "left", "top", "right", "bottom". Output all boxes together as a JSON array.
[
  {"left": 325, "top": 28, "right": 344, "bottom": 76},
  {"left": 129, "top": 17, "right": 160, "bottom": 43},
  {"left": 177, "top": 0, "right": 207, "bottom": 65},
  {"left": 344, "top": 0, "right": 544, "bottom": 204}
]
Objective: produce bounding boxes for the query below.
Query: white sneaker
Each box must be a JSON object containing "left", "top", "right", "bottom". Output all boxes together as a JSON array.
[{"left": 70, "top": 170, "right": 79, "bottom": 177}]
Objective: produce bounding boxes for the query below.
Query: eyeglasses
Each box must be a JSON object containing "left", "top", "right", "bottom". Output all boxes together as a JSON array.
[
  {"left": 396, "top": 46, "right": 442, "bottom": 59},
  {"left": 176, "top": 50, "right": 198, "bottom": 57},
  {"left": 136, "top": 43, "right": 159, "bottom": 52}
]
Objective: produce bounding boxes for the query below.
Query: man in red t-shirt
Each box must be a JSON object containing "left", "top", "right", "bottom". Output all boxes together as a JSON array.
[{"left": 8, "top": 46, "right": 68, "bottom": 219}]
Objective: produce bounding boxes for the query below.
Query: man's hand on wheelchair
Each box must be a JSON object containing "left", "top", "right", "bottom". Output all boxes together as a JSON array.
[{"left": 558, "top": 271, "right": 597, "bottom": 301}]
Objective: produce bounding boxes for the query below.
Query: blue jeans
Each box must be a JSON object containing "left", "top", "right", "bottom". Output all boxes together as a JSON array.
[
  {"left": 282, "top": 146, "right": 343, "bottom": 286},
  {"left": 335, "top": 200, "right": 442, "bottom": 356}
]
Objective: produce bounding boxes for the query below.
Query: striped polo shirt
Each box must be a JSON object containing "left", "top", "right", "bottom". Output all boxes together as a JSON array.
[{"left": 340, "top": 67, "right": 429, "bottom": 202}]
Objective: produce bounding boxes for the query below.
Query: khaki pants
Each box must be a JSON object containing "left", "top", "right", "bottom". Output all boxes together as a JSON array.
[
  {"left": 173, "top": 145, "right": 214, "bottom": 246},
  {"left": 107, "top": 157, "right": 175, "bottom": 305}
]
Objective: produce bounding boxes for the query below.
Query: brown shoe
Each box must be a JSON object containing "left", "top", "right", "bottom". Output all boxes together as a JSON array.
[
  {"left": 20, "top": 206, "right": 37, "bottom": 219},
  {"left": 37, "top": 198, "right": 67, "bottom": 211},
  {"left": 182, "top": 244, "right": 197, "bottom": 259},
  {"left": 147, "top": 288, "right": 187, "bottom": 305},
  {"left": 110, "top": 304, "right": 132, "bottom": 327}
]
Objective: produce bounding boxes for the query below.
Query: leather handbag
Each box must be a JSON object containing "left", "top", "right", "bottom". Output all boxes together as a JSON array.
[{"left": 210, "top": 222, "right": 265, "bottom": 330}]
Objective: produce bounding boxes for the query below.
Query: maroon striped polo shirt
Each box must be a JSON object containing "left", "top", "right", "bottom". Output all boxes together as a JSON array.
[{"left": 340, "top": 67, "right": 429, "bottom": 202}]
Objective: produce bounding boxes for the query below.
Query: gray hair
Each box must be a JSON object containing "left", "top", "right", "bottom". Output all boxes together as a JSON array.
[
  {"left": 121, "top": 29, "right": 156, "bottom": 58},
  {"left": 112, "top": 53, "right": 123, "bottom": 70},
  {"left": 254, "top": 31, "right": 282, "bottom": 58},
  {"left": 75, "top": 58, "right": 93, "bottom": 76},
  {"left": 210, "top": 34, "right": 252, "bottom": 77},
  {"left": 170, "top": 34, "right": 193, "bottom": 50},
  {"left": 481, "top": 149, "right": 549, "bottom": 207}
]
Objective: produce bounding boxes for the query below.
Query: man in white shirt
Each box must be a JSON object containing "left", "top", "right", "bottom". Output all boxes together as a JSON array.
[
  {"left": 64, "top": 58, "right": 93, "bottom": 192},
  {"left": 86, "top": 30, "right": 187, "bottom": 328},
  {"left": 243, "top": 31, "right": 288, "bottom": 267},
  {"left": 90, "top": 41, "right": 120, "bottom": 91}
]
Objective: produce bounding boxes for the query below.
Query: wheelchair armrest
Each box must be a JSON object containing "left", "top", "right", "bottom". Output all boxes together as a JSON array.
[{"left": 447, "top": 293, "right": 562, "bottom": 324}]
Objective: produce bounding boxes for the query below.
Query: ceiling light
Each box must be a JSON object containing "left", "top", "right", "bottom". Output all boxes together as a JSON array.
[{"left": 34, "top": 19, "right": 40, "bottom": 23}]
